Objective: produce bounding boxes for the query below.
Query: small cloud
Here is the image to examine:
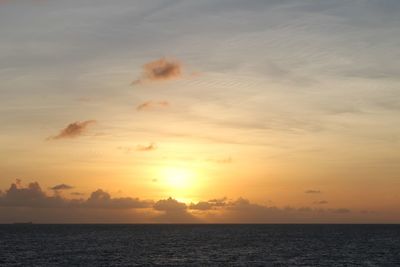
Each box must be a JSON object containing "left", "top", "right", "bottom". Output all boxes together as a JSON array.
[
  {"left": 305, "top": 190, "right": 321, "bottom": 194},
  {"left": 136, "top": 101, "right": 169, "bottom": 111},
  {"left": 314, "top": 200, "right": 328, "bottom": 205},
  {"left": 70, "top": 192, "right": 84, "bottom": 196},
  {"left": 49, "top": 120, "right": 96, "bottom": 140},
  {"left": 132, "top": 58, "right": 182, "bottom": 85},
  {"left": 189, "top": 198, "right": 227, "bottom": 210},
  {"left": 331, "top": 208, "right": 351, "bottom": 214},
  {"left": 51, "top": 184, "right": 74, "bottom": 191},
  {"left": 136, "top": 143, "right": 157, "bottom": 151}
]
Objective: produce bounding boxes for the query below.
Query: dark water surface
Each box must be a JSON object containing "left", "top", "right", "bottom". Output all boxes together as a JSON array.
[{"left": 0, "top": 224, "right": 399, "bottom": 266}]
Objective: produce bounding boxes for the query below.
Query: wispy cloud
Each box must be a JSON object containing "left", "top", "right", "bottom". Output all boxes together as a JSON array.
[
  {"left": 314, "top": 200, "right": 328, "bottom": 205},
  {"left": 136, "top": 143, "right": 157, "bottom": 151},
  {"left": 50, "top": 184, "right": 74, "bottom": 191},
  {"left": 305, "top": 190, "right": 321, "bottom": 194},
  {"left": 49, "top": 120, "right": 96, "bottom": 140},
  {"left": 132, "top": 58, "right": 182, "bottom": 85},
  {"left": 136, "top": 101, "right": 169, "bottom": 111}
]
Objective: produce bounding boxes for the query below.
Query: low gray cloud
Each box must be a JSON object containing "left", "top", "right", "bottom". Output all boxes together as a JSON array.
[
  {"left": 84, "top": 189, "right": 151, "bottom": 209},
  {"left": 0, "top": 181, "right": 151, "bottom": 210},
  {"left": 153, "top": 197, "right": 199, "bottom": 223},
  {"left": 51, "top": 184, "right": 74, "bottom": 191},
  {"left": 0, "top": 181, "right": 66, "bottom": 208},
  {"left": 133, "top": 58, "right": 182, "bottom": 85},
  {"left": 136, "top": 101, "right": 169, "bottom": 111},
  {"left": 49, "top": 120, "right": 96, "bottom": 140},
  {"left": 0, "top": 181, "right": 386, "bottom": 223}
]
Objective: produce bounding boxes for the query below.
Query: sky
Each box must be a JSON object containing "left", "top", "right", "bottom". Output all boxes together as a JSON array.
[{"left": 0, "top": 0, "right": 399, "bottom": 223}]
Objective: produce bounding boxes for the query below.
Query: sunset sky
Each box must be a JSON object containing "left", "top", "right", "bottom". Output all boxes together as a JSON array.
[{"left": 1, "top": 0, "right": 399, "bottom": 223}]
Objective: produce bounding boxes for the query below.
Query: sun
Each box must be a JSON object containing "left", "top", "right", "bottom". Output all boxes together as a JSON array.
[{"left": 162, "top": 167, "right": 193, "bottom": 189}]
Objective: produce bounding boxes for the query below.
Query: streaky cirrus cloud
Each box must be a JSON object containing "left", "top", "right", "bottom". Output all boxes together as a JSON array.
[
  {"left": 136, "top": 101, "right": 169, "bottom": 111},
  {"left": 132, "top": 58, "right": 182, "bottom": 85},
  {"left": 49, "top": 120, "right": 96, "bottom": 140},
  {"left": 50, "top": 184, "right": 74, "bottom": 191}
]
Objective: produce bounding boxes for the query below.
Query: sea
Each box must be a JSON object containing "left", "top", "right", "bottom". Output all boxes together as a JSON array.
[{"left": 0, "top": 224, "right": 399, "bottom": 266}]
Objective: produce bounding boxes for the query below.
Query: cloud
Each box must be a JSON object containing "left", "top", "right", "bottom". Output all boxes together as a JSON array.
[
  {"left": 0, "top": 181, "right": 391, "bottom": 223},
  {"left": 314, "top": 200, "right": 328, "bottom": 205},
  {"left": 0, "top": 181, "right": 151, "bottom": 210},
  {"left": 189, "top": 198, "right": 227, "bottom": 210},
  {"left": 50, "top": 184, "right": 74, "bottom": 191},
  {"left": 70, "top": 192, "right": 84, "bottom": 196},
  {"left": 136, "top": 143, "right": 157, "bottom": 151},
  {"left": 136, "top": 101, "right": 169, "bottom": 111},
  {"left": 132, "top": 58, "right": 182, "bottom": 84},
  {"left": 305, "top": 190, "right": 321, "bottom": 194},
  {"left": 153, "top": 197, "right": 198, "bottom": 223},
  {"left": 49, "top": 120, "right": 96, "bottom": 140},
  {"left": 0, "top": 181, "right": 66, "bottom": 208},
  {"left": 84, "top": 189, "right": 151, "bottom": 209}
]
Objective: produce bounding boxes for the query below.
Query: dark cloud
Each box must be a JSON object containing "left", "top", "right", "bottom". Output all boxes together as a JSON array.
[
  {"left": 153, "top": 197, "right": 199, "bottom": 223},
  {"left": 51, "top": 184, "right": 74, "bottom": 191},
  {"left": 132, "top": 58, "right": 182, "bottom": 84},
  {"left": 314, "top": 200, "right": 328, "bottom": 205},
  {"left": 136, "top": 101, "right": 169, "bottom": 111},
  {"left": 0, "top": 182, "right": 384, "bottom": 223},
  {"left": 85, "top": 189, "right": 151, "bottom": 209},
  {"left": 0, "top": 181, "right": 150, "bottom": 210},
  {"left": 49, "top": 120, "right": 96, "bottom": 140},
  {"left": 211, "top": 197, "right": 353, "bottom": 223},
  {"left": 305, "top": 190, "right": 321, "bottom": 194},
  {"left": 136, "top": 143, "right": 157, "bottom": 151},
  {"left": 0, "top": 181, "right": 66, "bottom": 208}
]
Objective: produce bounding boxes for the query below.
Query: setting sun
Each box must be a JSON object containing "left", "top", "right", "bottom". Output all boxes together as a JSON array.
[{"left": 161, "top": 167, "right": 195, "bottom": 190}]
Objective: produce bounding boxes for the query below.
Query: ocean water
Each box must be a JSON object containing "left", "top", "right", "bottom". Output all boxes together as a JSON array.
[{"left": 0, "top": 224, "right": 399, "bottom": 266}]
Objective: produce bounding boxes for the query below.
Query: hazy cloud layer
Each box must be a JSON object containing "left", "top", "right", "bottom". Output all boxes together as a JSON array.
[
  {"left": 136, "top": 101, "right": 169, "bottom": 111},
  {"left": 49, "top": 120, "right": 96, "bottom": 140},
  {"left": 133, "top": 58, "right": 182, "bottom": 84}
]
